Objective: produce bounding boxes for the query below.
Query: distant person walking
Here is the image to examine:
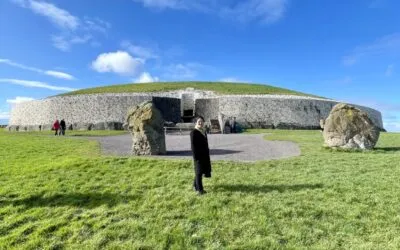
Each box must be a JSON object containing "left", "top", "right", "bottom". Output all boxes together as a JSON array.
[
  {"left": 229, "top": 117, "right": 236, "bottom": 133},
  {"left": 190, "top": 116, "right": 212, "bottom": 195},
  {"left": 52, "top": 119, "right": 60, "bottom": 136},
  {"left": 60, "top": 119, "right": 66, "bottom": 136}
]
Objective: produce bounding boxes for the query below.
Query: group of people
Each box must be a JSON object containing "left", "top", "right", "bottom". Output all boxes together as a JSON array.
[{"left": 52, "top": 119, "right": 66, "bottom": 136}]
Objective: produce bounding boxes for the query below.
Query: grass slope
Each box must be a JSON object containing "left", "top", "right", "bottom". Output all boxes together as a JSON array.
[
  {"left": 1, "top": 130, "right": 400, "bottom": 249},
  {"left": 61, "top": 81, "right": 323, "bottom": 98}
]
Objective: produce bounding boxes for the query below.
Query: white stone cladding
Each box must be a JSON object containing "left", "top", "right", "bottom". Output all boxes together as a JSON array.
[
  {"left": 216, "top": 95, "right": 383, "bottom": 129},
  {"left": 8, "top": 89, "right": 384, "bottom": 131}
]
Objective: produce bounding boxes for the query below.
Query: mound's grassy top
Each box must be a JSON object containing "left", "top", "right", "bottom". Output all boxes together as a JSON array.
[{"left": 61, "top": 81, "right": 324, "bottom": 98}]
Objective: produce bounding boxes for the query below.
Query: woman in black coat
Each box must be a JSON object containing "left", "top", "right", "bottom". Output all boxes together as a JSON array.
[{"left": 190, "top": 116, "right": 212, "bottom": 195}]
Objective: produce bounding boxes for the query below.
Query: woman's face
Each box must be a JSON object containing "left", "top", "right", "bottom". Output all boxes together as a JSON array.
[{"left": 196, "top": 118, "right": 204, "bottom": 128}]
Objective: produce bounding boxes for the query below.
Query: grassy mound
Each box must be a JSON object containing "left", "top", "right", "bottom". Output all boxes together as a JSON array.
[
  {"left": 61, "top": 81, "right": 323, "bottom": 98},
  {"left": 1, "top": 129, "right": 400, "bottom": 248}
]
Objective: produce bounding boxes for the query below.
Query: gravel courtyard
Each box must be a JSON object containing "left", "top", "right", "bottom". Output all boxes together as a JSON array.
[{"left": 92, "top": 133, "right": 300, "bottom": 162}]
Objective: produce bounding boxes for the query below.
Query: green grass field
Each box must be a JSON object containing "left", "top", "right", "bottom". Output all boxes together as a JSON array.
[
  {"left": 60, "top": 81, "right": 324, "bottom": 98},
  {"left": 1, "top": 129, "right": 400, "bottom": 249}
]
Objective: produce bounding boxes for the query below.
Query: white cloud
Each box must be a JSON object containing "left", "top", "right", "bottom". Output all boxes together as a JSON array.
[
  {"left": 0, "top": 111, "right": 10, "bottom": 120},
  {"left": 12, "top": 0, "right": 110, "bottom": 51},
  {"left": 163, "top": 63, "right": 204, "bottom": 79},
  {"left": 133, "top": 0, "right": 196, "bottom": 10},
  {"left": 0, "top": 58, "right": 41, "bottom": 73},
  {"left": 381, "top": 110, "right": 400, "bottom": 132},
  {"left": 44, "top": 70, "right": 74, "bottom": 80},
  {"left": 121, "top": 41, "right": 158, "bottom": 60},
  {"left": 220, "top": 77, "right": 240, "bottom": 82},
  {"left": 6, "top": 96, "right": 35, "bottom": 104},
  {"left": 0, "top": 78, "right": 77, "bottom": 91},
  {"left": 385, "top": 64, "right": 394, "bottom": 77},
  {"left": 29, "top": 0, "right": 79, "bottom": 30},
  {"left": 51, "top": 34, "right": 93, "bottom": 51},
  {"left": 51, "top": 35, "right": 70, "bottom": 51},
  {"left": 91, "top": 51, "right": 144, "bottom": 76},
  {"left": 15, "top": 0, "right": 80, "bottom": 30},
  {"left": 133, "top": 0, "right": 288, "bottom": 24},
  {"left": 219, "top": 77, "right": 251, "bottom": 83},
  {"left": 134, "top": 72, "right": 160, "bottom": 83},
  {"left": 383, "top": 121, "right": 400, "bottom": 132},
  {"left": 343, "top": 33, "right": 400, "bottom": 66},
  {"left": 337, "top": 76, "right": 352, "bottom": 84},
  {"left": 221, "top": 0, "right": 288, "bottom": 24},
  {"left": 342, "top": 56, "right": 358, "bottom": 66},
  {"left": 162, "top": 62, "right": 215, "bottom": 79},
  {"left": 83, "top": 17, "right": 111, "bottom": 34},
  {"left": 0, "top": 58, "right": 75, "bottom": 80}
]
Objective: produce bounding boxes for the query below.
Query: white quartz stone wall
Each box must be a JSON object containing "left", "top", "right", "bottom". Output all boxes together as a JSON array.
[
  {"left": 8, "top": 94, "right": 181, "bottom": 129},
  {"left": 217, "top": 95, "right": 383, "bottom": 129},
  {"left": 8, "top": 91, "right": 384, "bottom": 131}
]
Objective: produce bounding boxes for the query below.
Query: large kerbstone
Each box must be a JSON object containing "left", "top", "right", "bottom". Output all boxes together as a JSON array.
[
  {"left": 323, "top": 103, "right": 380, "bottom": 149},
  {"left": 126, "top": 101, "right": 166, "bottom": 155}
]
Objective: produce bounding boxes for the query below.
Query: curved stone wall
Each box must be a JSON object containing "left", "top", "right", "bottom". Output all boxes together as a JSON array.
[
  {"left": 8, "top": 91, "right": 384, "bottom": 131},
  {"left": 8, "top": 94, "right": 181, "bottom": 131},
  {"left": 217, "top": 95, "right": 383, "bottom": 130}
]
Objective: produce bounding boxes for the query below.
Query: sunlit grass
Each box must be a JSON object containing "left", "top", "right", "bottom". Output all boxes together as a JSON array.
[{"left": 1, "top": 129, "right": 400, "bottom": 249}]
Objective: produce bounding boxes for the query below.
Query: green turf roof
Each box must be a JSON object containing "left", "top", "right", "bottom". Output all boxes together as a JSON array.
[{"left": 60, "top": 81, "right": 324, "bottom": 98}]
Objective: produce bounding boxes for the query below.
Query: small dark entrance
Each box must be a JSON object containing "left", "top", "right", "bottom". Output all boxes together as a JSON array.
[{"left": 182, "top": 109, "right": 194, "bottom": 122}]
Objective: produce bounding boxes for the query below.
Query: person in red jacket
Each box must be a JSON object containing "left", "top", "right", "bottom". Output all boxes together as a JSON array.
[{"left": 53, "top": 119, "right": 60, "bottom": 136}]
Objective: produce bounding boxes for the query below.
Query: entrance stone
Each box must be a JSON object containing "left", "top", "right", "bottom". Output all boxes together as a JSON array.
[{"left": 126, "top": 101, "right": 166, "bottom": 155}]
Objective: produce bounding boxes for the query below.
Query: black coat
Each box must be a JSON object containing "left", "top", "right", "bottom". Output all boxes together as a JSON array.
[
  {"left": 190, "top": 129, "right": 212, "bottom": 177},
  {"left": 60, "top": 120, "right": 66, "bottom": 130}
]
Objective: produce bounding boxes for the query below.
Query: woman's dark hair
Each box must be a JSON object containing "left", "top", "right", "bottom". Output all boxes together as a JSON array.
[{"left": 194, "top": 116, "right": 204, "bottom": 123}]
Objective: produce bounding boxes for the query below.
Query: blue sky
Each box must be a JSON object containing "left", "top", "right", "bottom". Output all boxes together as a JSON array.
[{"left": 0, "top": 0, "right": 399, "bottom": 131}]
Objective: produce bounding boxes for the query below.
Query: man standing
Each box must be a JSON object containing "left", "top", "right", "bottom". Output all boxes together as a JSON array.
[
  {"left": 60, "top": 119, "right": 66, "bottom": 136},
  {"left": 232, "top": 117, "right": 237, "bottom": 133}
]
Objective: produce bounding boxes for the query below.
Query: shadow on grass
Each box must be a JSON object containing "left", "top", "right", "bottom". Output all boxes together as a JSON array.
[
  {"left": 214, "top": 183, "right": 323, "bottom": 193},
  {"left": 0, "top": 192, "right": 138, "bottom": 208},
  {"left": 374, "top": 147, "right": 400, "bottom": 152},
  {"left": 167, "top": 149, "right": 241, "bottom": 156}
]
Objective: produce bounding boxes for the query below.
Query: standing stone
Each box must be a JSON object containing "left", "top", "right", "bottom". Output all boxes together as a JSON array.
[
  {"left": 323, "top": 103, "right": 380, "bottom": 150},
  {"left": 126, "top": 101, "right": 166, "bottom": 155}
]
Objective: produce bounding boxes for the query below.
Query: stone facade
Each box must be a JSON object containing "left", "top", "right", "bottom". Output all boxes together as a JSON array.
[
  {"left": 195, "top": 98, "right": 220, "bottom": 121},
  {"left": 217, "top": 95, "right": 383, "bottom": 130},
  {"left": 8, "top": 89, "right": 384, "bottom": 131},
  {"left": 8, "top": 94, "right": 180, "bottom": 131}
]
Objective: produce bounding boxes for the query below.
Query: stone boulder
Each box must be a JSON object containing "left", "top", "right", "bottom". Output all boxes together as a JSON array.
[
  {"left": 126, "top": 101, "right": 166, "bottom": 155},
  {"left": 323, "top": 103, "right": 380, "bottom": 150}
]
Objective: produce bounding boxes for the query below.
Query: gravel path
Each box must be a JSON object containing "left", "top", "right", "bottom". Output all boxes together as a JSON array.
[{"left": 90, "top": 133, "right": 300, "bottom": 162}]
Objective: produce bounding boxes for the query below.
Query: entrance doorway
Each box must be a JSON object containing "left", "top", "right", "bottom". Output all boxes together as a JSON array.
[{"left": 181, "top": 93, "right": 195, "bottom": 122}]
